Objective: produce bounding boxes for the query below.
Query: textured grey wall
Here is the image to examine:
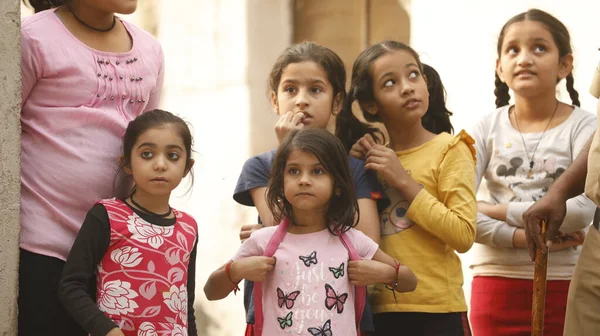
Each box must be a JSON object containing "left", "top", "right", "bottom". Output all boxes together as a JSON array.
[{"left": 0, "top": 0, "right": 21, "bottom": 334}]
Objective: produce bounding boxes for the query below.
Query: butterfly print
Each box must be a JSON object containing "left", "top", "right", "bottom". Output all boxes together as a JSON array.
[
  {"left": 277, "top": 288, "right": 300, "bottom": 309},
  {"left": 324, "top": 283, "right": 348, "bottom": 314},
  {"left": 328, "top": 263, "right": 344, "bottom": 279},
  {"left": 277, "top": 311, "right": 293, "bottom": 329},
  {"left": 298, "top": 251, "right": 318, "bottom": 267},
  {"left": 307, "top": 319, "right": 333, "bottom": 336}
]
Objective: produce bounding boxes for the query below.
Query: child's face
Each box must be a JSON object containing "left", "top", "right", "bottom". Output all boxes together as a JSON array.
[
  {"left": 283, "top": 149, "right": 334, "bottom": 215},
  {"left": 126, "top": 124, "right": 190, "bottom": 197},
  {"left": 367, "top": 50, "right": 429, "bottom": 126},
  {"left": 496, "top": 20, "right": 572, "bottom": 98},
  {"left": 271, "top": 61, "right": 341, "bottom": 131}
]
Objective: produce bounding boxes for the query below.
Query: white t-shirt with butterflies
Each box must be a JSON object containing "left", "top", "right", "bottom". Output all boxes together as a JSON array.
[{"left": 233, "top": 226, "right": 378, "bottom": 335}]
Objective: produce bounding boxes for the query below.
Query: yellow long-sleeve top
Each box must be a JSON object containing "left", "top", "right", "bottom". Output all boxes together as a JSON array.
[{"left": 371, "top": 130, "right": 477, "bottom": 314}]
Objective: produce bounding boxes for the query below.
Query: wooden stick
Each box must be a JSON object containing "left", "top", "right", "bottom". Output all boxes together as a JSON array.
[{"left": 532, "top": 220, "right": 548, "bottom": 336}]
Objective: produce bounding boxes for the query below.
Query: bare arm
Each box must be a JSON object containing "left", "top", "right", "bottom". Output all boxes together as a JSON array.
[
  {"left": 239, "top": 187, "right": 275, "bottom": 242},
  {"left": 356, "top": 198, "right": 381, "bottom": 244},
  {"left": 371, "top": 249, "right": 417, "bottom": 292},
  {"left": 249, "top": 187, "right": 275, "bottom": 227},
  {"left": 347, "top": 248, "right": 417, "bottom": 293},
  {"left": 204, "top": 257, "right": 276, "bottom": 301}
]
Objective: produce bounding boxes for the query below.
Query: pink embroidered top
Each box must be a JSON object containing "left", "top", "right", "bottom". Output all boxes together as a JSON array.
[
  {"left": 59, "top": 198, "right": 198, "bottom": 336},
  {"left": 20, "top": 9, "right": 164, "bottom": 261},
  {"left": 233, "top": 226, "right": 378, "bottom": 336}
]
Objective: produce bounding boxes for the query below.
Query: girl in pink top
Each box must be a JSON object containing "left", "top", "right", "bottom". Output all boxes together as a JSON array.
[
  {"left": 204, "top": 129, "right": 417, "bottom": 336},
  {"left": 20, "top": 1, "right": 163, "bottom": 335}
]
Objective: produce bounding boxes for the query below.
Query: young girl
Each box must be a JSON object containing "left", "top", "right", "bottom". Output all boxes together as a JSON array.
[
  {"left": 233, "top": 42, "right": 386, "bottom": 335},
  {"left": 59, "top": 110, "right": 197, "bottom": 336},
  {"left": 207, "top": 128, "right": 417, "bottom": 336},
  {"left": 20, "top": 1, "right": 163, "bottom": 334},
  {"left": 344, "top": 41, "right": 477, "bottom": 335},
  {"left": 343, "top": 62, "right": 454, "bottom": 156},
  {"left": 469, "top": 9, "right": 596, "bottom": 335}
]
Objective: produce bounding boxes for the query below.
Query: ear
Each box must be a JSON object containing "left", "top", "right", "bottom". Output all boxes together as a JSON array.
[
  {"left": 331, "top": 92, "right": 343, "bottom": 116},
  {"left": 334, "top": 187, "right": 341, "bottom": 197},
  {"left": 496, "top": 58, "right": 505, "bottom": 83},
  {"left": 558, "top": 53, "right": 574, "bottom": 81},
  {"left": 359, "top": 101, "right": 378, "bottom": 117},
  {"left": 423, "top": 73, "right": 428, "bottom": 85},
  {"left": 120, "top": 156, "right": 132, "bottom": 175},
  {"left": 270, "top": 91, "right": 280, "bottom": 115},
  {"left": 184, "top": 159, "right": 195, "bottom": 177}
]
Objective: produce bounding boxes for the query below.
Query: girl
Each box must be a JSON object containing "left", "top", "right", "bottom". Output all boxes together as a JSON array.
[
  {"left": 233, "top": 42, "right": 386, "bottom": 335},
  {"left": 343, "top": 62, "right": 454, "bottom": 156},
  {"left": 207, "top": 128, "right": 417, "bottom": 336},
  {"left": 20, "top": 1, "right": 163, "bottom": 334},
  {"left": 345, "top": 41, "right": 477, "bottom": 335},
  {"left": 59, "top": 109, "right": 197, "bottom": 336},
  {"left": 469, "top": 9, "right": 596, "bottom": 335}
]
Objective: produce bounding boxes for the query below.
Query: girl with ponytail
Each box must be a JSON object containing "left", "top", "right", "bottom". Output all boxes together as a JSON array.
[
  {"left": 470, "top": 9, "right": 597, "bottom": 335},
  {"left": 342, "top": 40, "right": 477, "bottom": 335}
]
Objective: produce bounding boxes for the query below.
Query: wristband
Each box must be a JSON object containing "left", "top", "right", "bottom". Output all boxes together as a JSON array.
[{"left": 225, "top": 261, "right": 241, "bottom": 295}]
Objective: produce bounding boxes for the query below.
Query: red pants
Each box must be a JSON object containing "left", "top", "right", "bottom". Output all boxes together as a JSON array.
[{"left": 470, "top": 276, "right": 569, "bottom": 336}]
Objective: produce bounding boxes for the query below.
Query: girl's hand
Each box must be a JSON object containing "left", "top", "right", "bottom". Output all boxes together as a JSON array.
[
  {"left": 478, "top": 201, "right": 507, "bottom": 221},
  {"left": 231, "top": 256, "right": 276, "bottom": 283},
  {"left": 350, "top": 134, "right": 377, "bottom": 160},
  {"left": 106, "top": 328, "right": 125, "bottom": 336},
  {"left": 275, "top": 111, "right": 305, "bottom": 144},
  {"left": 347, "top": 259, "right": 395, "bottom": 286},
  {"left": 549, "top": 230, "right": 585, "bottom": 252},
  {"left": 365, "top": 145, "right": 408, "bottom": 190},
  {"left": 513, "top": 228, "right": 584, "bottom": 251},
  {"left": 239, "top": 224, "right": 263, "bottom": 242}
]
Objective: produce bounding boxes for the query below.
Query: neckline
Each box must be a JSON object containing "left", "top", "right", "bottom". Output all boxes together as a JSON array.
[
  {"left": 117, "top": 198, "right": 176, "bottom": 227},
  {"left": 394, "top": 132, "right": 449, "bottom": 155},
  {"left": 51, "top": 7, "right": 136, "bottom": 56},
  {"left": 285, "top": 227, "right": 329, "bottom": 236},
  {"left": 503, "top": 104, "right": 577, "bottom": 136}
]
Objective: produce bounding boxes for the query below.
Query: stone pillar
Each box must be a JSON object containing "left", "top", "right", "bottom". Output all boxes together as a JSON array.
[{"left": 0, "top": 0, "right": 21, "bottom": 334}]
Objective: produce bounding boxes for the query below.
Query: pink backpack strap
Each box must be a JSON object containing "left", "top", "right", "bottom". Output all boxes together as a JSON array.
[
  {"left": 253, "top": 218, "right": 290, "bottom": 336},
  {"left": 339, "top": 231, "right": 366, "bottom": 334}
]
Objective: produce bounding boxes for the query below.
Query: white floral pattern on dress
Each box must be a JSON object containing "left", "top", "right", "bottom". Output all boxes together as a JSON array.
[
  {"left": 127, "top": 214, "right": 174, "bottom": 248},
  {"left": 138, "top": 322, "right": 158, "bottom": 336},
  {"left": 163, "top": 284, "right": 188, "bottom": 323},
  {"left": 98, "top": 279, "right": 139, "bottom": 315},
  {"left": 111, "top": 246, "right": 143, "bottom": 268},
  {"left": 171, "top": 325, "right": 187, "bottom": 336}
]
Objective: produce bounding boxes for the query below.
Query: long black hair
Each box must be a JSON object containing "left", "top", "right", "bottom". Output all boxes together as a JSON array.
[
  {"left": 337, "top": 40, "right": 453, "bottom": 151},
  {"left": 23, "top": 0, "right": 66, "bottom": 13},
  {"left": 267, "top": 128, "right": 359, "bottom": 234}
]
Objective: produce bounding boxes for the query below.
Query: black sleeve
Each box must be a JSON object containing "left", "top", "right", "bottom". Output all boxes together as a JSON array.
[
  {"left": 58, "top": 204, "right": 117, "bottom": 336},
  {"left": 187, "top": 238, "right": 199, "bottom": 336}
]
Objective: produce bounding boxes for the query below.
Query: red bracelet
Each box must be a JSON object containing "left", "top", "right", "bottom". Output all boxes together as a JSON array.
[
  {"left": 225, "top": 261, "right": 241, "bottom": 295},
  {"left": 385, "top": 260, "right": 401, "bottom": 303},
  {"left": 386, "top": 259, "right": 401, "bottom": 288}
]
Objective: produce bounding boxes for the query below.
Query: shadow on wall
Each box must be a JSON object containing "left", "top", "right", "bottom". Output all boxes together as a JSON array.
[{"left": 194, "top": 301, "right": 219, "bottom": 335}]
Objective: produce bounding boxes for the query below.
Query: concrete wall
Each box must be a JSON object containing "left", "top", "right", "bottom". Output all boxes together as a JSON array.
[
  {"left": 0, "top": 0, "right": 21, "bottom": 334},
  {"left": 158, "top": 1, "right": 292, "bottom": 334}
]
